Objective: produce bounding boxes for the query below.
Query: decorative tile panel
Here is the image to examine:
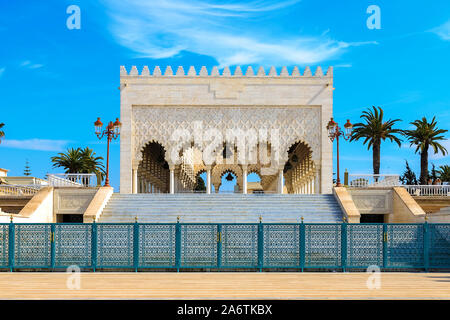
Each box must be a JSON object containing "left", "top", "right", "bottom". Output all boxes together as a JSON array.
[
  {"left": 138, "top": 224, "right": 176, "bottom": 267},
  {"left": 346, "top": 224, "right": 383, "bottom": 267},
  {"left": 54, "top": 224, "right": 92, "bottom": 267},
  {"left": 14, "top": 224, "right": 51, "bottom": 267},
  {"left": 304, "top": 224, "right": 341, "bottom": 267},
  {"left": 386, "top": 224, "right": 424, "bottom": 268},
  {"left": 96, "top": 224, "right": 134, "bottom": 267},
  {"left": 221, "top": 224, "right": 258, "bottom": 267},
  {"left": 0, "top": 225, "right": 9, "bottom": 267},
  {"left": 180, "top": 224, "right": 217, "bottom": 267},
  {"left": 263, "top": 224, "right": 300, "bottom": 267},
  {"left": 429, "top": 224, "right": 450, "bottom": 267}
]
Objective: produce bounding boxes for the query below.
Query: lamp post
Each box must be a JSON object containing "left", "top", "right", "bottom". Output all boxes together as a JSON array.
[
  {"left": 94, "top": 117, "right": 121, "bottom": 187},
  {"left": 327, "top": 118, "right": 353, "bottom": 187}
]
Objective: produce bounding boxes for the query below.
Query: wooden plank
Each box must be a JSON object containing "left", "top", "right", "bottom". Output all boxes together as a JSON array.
[{"left": 0, "top": 273, "right": 449, "bottom": 299}]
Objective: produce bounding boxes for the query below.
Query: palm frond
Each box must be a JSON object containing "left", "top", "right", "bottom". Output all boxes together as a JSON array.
[
  {"left": 404, "top": 116, "right": 448, "bottom": 155},
  {"left": 51, "top": 147, "right": 105, "bottom": 178}
]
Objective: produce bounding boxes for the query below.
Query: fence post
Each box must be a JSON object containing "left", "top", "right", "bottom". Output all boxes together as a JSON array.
[
  {"left": 50, "top": 223, "right": 56, "bottom": 270},
  {"left": 257, "top": 217, "right": 263, "bottom": 272},
  {"left": 341, "top": 218, "right": 347, "bottom": 272},
  {"left": 424, "top": 219, "right": 430, "bottom": 272},
  {"left": 133, "top": 218, "right": 139, "bottom": 272},
  {"left": 91, "top": 220, "right": 97, "bottom": 272},
  {"left": 8, "top": 217, "right": 14, "bottom": 272},
  {"left": 217, "top": 224, "right": 222, "bottom": 269},
  {"left": 175, "top": 217, "right": 181, "bottom": 272},
  {"left": 300, "top": 217, "right": 305, "bottom": 272},
  {"left": 382, "top": 224, "right": 388, "bottom": 269}
]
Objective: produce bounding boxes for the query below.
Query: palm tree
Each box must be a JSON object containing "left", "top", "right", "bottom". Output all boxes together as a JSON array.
[
  {"left": 79, "top": 147, "right": 105, "bottom": 181},
  {"left": 350, "top": 106, "right": 403, "bottom": 175},
  {"left": 404, "top": 116, "right": 448, "bottom": 184},
  {"left": 438, "top": 165, "right": 450, "bottom": 182},
  {"left": 51, "top": 147, "right": 105, "bottom": 183},
  {"left": 51, "top": 148, "right": 85, "bottom": 173},
  {"left": 0, "top": 123, "right": 5, "bottom": 143}
]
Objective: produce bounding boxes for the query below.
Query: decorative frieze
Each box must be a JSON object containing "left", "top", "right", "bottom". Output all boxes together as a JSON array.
[{"left": 132, "top": 106, "right": 321, "bottom": 166}]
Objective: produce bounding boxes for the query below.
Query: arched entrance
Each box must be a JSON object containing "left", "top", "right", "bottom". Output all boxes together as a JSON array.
[
  {"left": 283, "top": 141, "right": 317, "bottom": 194},
  {"left": 247, "top": 171, "right": 263, "bottom": 194},
  {"left": 194, "top": 170, "right": 206, "bottom": 192},
  {"left": 133, "top": 139, "right": 319, "bottom": 194},
  {"left": 137, "top": 142, "right": 170, "bottom": 193},
  {"left": 218, "top": 170, "right": 238, "bottom": 193},
  {"left": 136, "top": 142, "right": 197, "bottom": 193}
]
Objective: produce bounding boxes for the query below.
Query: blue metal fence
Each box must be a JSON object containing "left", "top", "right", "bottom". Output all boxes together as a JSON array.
[{"left": 0, "top": 222, "right": 449, "bottom": 271}]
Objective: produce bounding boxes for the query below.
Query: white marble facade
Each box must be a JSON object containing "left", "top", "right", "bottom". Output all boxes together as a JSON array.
[{"left": 119, "top": 65, "right": 334, "bottom": 194}]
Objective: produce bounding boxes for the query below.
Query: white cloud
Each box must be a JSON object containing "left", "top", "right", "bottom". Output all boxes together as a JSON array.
[
  {"left": 101, "top": 0, "right": 376, "bottom": 67},
  {"left": 20, "top": 60, "right": 44, "bottom": 69},
  {"left": 383, "top": 91, "right": 422, "bottom": 107},
  {"left": 431, "top": 20, "right": 450, "bottom": 41},
  {"left": 28, "top": 64, "right": 44, "bottom": 69},
  {"left": 334, "top": 63, "right": 352, "bottom": 68},
  {"left": 1, "top": 139, "right": 70, "bottom": 152}
]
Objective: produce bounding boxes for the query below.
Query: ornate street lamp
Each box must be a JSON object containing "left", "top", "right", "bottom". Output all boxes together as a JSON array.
[
  {"left": 327, "top": 118, "right": 353, "bottom": 187},
  {"left": 94, "top": 117, "right": 121, "bottom": 187}
]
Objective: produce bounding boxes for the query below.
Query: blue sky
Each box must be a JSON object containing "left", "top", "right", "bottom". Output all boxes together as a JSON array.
[{"left": 1, "top": 0, "right": 449, "bottom": 191}]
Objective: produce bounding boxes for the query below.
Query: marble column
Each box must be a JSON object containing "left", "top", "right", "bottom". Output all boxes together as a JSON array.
[
  {"left": 206, "top": 166, "right": 212, "bottom": 194},
  {"left": 132, "top": 169, "right": 138, "bottom": 194},
  {"left": 242, "top": 166, "right": 248, "bottom": 194},
  {"left": 169, "top": 166, "right": 175, "bottom": 194},
  {"left": 278, "top": 169, "right": 284, "bottom": 194}
]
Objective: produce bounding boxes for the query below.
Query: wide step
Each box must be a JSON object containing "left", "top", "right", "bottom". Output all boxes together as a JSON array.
[{"left": 99, "top": 194, "right": 344, "bottom": 223}]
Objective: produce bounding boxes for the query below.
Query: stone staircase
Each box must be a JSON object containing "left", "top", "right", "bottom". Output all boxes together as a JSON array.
[
  {"left": 428, "top": 206, "right": 450, "bottom": 223},
  {"left": 98, "top": 194, "right": 343, "bottom": 223}
]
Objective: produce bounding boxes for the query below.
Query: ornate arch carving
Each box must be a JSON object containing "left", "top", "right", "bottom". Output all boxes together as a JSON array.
[
  {"left": 211, "top": 165, "right": 242, "bottom": 190},
  {"left": 132, "top": 106, "right": 321, "bottom": 165}
]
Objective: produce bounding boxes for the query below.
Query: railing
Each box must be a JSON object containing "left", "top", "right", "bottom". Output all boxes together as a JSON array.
[
  {"left": 348, "top": 174, "right": 400, "bottom": 188},
  {"left": 1, "top": 222, "right": 448, "bottom": 271},
  {"left": 0, "top": 185, "right": 42, "bottom": 196},
  {"left": 47, "top": 174, "right": 97, "bottom": 187},
  {"left": 404, "top": 185, "right": 450, "bottom": 196}
]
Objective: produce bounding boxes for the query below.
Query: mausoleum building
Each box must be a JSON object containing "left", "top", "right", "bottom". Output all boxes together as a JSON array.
[{"left": 119, "top": 65, "right": 333, "bottom": 194}]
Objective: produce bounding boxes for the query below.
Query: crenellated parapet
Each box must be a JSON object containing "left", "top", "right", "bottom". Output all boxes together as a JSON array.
[{"left": 120, "top": 65, "right": 332, "bottom": 78}]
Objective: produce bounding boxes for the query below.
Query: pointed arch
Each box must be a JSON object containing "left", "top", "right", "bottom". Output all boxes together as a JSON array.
[
  {"left": 137, "top": 141, "right": 170, "bottom": 193},
  {"left": 283, "top": 140, "right": 317, "bottom": 194}
]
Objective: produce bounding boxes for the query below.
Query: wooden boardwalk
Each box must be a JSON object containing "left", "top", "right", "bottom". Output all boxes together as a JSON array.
[{"left": 0, "top": 272, "right": 449, "bottom": 299}]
